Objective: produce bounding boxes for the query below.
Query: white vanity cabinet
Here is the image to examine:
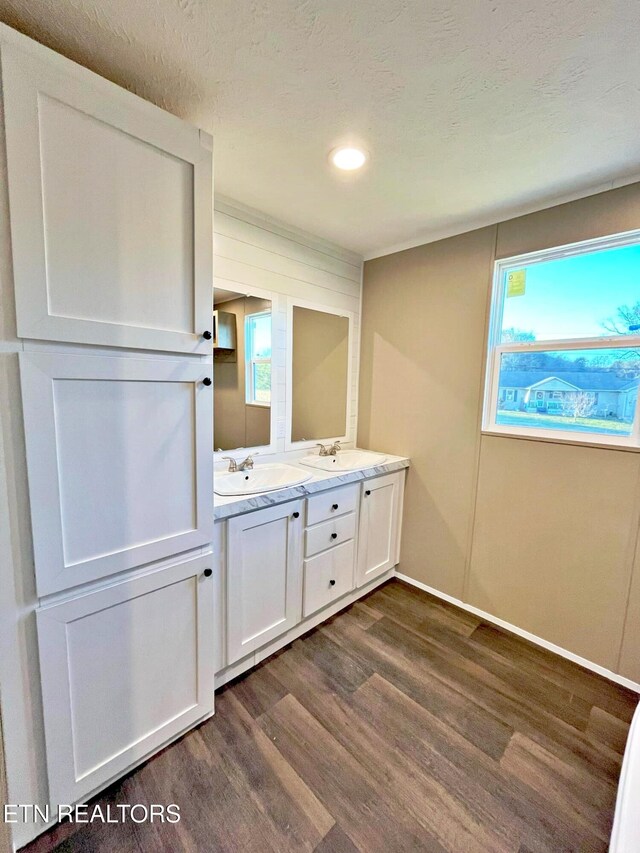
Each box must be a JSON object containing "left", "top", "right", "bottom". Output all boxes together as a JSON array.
[
  {"left": 226, "top": 500, "right": 304, "bottom": 665},
  {"left": 357, "top": 471, "right": 404, "bottom": 587},
  {"left": 216, "top": 469, "right": 406, "bottom": 685},
  {"left": 37, "top": 554, "right": 215, "bottom": 806}
]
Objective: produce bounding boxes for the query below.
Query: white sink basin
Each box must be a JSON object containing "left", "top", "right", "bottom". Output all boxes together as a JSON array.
[
  {"left": 214, "top": 463, "right": 312, "bottom": 496},
  {"left": 300, "top": 450, "right": 387, "bottom": 472}
]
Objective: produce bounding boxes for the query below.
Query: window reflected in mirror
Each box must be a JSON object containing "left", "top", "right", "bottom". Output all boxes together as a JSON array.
[
  {"left": 246, "top": 312, "right": 271, "bottom": 406},
  {"left": 213, "top": 288, "right": 271, "bottom": 452},
  {"left": 291, "top": 306, "right": 349, "bottom": 443}
]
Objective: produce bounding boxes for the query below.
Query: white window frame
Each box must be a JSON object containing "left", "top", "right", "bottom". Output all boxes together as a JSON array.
[
  {"left": 245, "top": 309, "right": 272, "bottom": 407},
  {"left": 483, "top": 228, "right": 640, "bottom": 449}
]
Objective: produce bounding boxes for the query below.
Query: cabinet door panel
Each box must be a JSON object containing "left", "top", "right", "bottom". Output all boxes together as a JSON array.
[
  {"left": 303, "top": 539, "right": 355, "bottom": 617},
  {"left": 226, "top": 502, "right": 303, "bottom": 665},
  {"left": 1, "top": 42, "right": 212, "bottom": 353},
  {"left": 356, "top": 472, "right": 403, "bottom": 587},
  {"left": 37, "top": 554, "right": 214, "bottom": 806},
  {"left": 20, "top": 352, "right": 213, "bottom": 595}
]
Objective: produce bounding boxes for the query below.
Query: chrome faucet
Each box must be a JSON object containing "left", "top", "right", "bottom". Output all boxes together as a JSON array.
[
  {"left": 222, "top": 454, "right": 255, "bottom": 472},
  {"left": 316, "top": 441, "right": 341, "bottom": 457}
]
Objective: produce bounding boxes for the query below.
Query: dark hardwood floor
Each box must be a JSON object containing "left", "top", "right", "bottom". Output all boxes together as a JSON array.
[{"left": 23, "top": 579, "right": 638, "bottom": 853}]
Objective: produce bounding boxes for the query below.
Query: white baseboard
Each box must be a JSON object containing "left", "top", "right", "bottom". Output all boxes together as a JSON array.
[{"left": 395, "top": 572, "right": 640, "bottom": 694}]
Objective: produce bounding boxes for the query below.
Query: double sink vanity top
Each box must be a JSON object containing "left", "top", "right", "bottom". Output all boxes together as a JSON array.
[
  {"left": 214, "top": 450, "right": 410, "bottom": 520},
  {"left": 215, "top": 450, "right": 389, "bottom": 496}
]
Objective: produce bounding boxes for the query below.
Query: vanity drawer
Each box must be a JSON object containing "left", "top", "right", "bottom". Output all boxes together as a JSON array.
[
  {"left": 303, "top": 539, "right": 355, "bottom": 617},
  {"left": 305, "top": 512, "right": 356, "bottom": 557},
  {"left": 306, "top": 483, "right": 359, "bottom": 527}
]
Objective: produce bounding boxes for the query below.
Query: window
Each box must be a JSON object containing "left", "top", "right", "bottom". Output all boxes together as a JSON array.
[
  {"left": 484, "top": 231, "right": 640, "bottom": 446},
  {"left": 245, "top": 312, "right": 271, "bottom": 405}
]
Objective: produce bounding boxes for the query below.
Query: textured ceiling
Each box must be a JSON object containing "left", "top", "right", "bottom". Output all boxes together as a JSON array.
[{"left": 1, "top": 0, "right": 639, "bottom": 257}]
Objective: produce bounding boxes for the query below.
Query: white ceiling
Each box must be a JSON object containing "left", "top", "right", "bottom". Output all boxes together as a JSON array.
[{"left": 1, "top": 0, "right": 639, "bottom": 258}]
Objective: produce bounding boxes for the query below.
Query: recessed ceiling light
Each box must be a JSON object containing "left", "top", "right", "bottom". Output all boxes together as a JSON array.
[{"left": 330, "top": 146, "right": 368, "bottom": 171}]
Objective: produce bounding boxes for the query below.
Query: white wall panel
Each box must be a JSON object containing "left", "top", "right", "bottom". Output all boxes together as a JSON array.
[{"left": 214, "top": 211, "right": 361, "bottom": 283}]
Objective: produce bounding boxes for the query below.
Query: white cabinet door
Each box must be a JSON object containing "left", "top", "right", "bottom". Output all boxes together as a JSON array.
[
  {"left": 303, "top": 539, "right": 356, "bottom": 618},
  {"left": 1, "top": 42, "right": 212, "bottom": 353},
  {"left": 37, "top": 554, "right": 215, "bottom": 807},
  {"left": 356, "top": 472, "right": 404, "bottom": 587},
  {"left": 20, "top": 352, "right": 213, "bottom": 595},
  {"left": 227, "top": 501, "right": 303, "bottom": 665}
]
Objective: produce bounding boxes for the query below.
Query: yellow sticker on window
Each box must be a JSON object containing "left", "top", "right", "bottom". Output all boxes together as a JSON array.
[{"left": 506, "top": 269, "right": 526, "bottom": 297}]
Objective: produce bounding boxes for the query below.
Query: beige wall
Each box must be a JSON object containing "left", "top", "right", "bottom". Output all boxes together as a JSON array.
[
  {"left": 213, "top": 296, "right": 271, "bottom": 451},
  {"left": 359, "top": 182, "right": 640, "bottom": 680},
  {"left": 620, "top": 522, "right": 640, "bottom": 680},
  {"left": 291, "top": 307, "right": 349, "bottom": 442}
]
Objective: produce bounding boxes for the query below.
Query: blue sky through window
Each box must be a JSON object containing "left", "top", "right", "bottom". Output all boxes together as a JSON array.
[{"left": 501, "top": 243, "right": 640, "bottom": 345}]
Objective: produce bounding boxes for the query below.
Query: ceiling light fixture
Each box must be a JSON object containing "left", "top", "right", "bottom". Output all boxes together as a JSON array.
[{"left": 330, "top": 146, "right": 368, "bottom": 171}]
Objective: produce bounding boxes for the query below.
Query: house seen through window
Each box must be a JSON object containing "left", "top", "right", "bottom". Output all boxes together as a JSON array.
[
  {"left": 484, "top": 233, "right": 640, "bottom": 446},
  {"left": 245, "top": 311, "right": 272, "bottom": 405}
]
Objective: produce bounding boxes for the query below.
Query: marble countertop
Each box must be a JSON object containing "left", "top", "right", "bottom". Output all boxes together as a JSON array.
[{"left": 213, "top": 453, "right": 410, "bottom": 520}]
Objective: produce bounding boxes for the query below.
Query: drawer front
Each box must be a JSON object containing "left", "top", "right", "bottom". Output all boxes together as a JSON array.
[
  {"left": 306, "top": 483, "right": 359, "bottom": 527},
  {"left": 303, "top": 539, "right": 355, "bottom": 617},
  {"left": 305, "top": 512, "right": 356, "bottom": 558}
]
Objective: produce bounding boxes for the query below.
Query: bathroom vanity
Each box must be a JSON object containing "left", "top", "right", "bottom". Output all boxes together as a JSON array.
[
  {"left": 210, "top": 245, "right": 410, "bottom": 687},
  {"left": 212, "top": 455, "right": 409, "bottom": 685}
]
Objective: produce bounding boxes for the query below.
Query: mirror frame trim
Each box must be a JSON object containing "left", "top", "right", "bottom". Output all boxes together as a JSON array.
[
  {"left": 284, "top": 296, "right": 355, "bottom": 452},
  {"left": 213, "top": 278, "right": 279, "bottom": 461}
]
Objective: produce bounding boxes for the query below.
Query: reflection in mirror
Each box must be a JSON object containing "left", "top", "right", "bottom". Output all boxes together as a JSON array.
[
  {"left": 291, "top": 306, "right": 349, "bottom": 443},
  {"left": 213, "top": 288, "right": 272, "bottom": 452}
]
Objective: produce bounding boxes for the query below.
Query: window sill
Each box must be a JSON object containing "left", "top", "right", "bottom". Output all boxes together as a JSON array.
[
  {"left": 481, "top": 429, "right": 640, "bottom": 453},
  {"left": 246, "top": 402, "right": 270, "bottom": 409}
]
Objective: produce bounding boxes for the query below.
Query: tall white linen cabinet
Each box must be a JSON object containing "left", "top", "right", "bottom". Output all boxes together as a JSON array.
[{"left": 0, "top": 24, "right": 214, "bottom": 846}]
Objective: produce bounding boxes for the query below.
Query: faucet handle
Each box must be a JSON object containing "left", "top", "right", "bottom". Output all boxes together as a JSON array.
[
  {"left": 316, "top": 443, "right": 328, "bottom": 456},
  {"left": 221, "top": 456, "right": 238, "bottom": 472},
  {"left": 239, "top": 453, "right": 257, "bottom": 470}
]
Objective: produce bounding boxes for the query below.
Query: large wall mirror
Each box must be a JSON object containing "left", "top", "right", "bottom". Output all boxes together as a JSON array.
[
  {"left": 213, "top": 287, "right": 273, "bottom": 453},
  {"left": 287, "top": 302, "right": 353, "bottom": 448}
]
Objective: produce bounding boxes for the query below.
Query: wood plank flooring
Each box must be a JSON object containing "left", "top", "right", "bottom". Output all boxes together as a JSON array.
[{"left": 23, "top": 579, "right": 638, "bottom": 853}]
